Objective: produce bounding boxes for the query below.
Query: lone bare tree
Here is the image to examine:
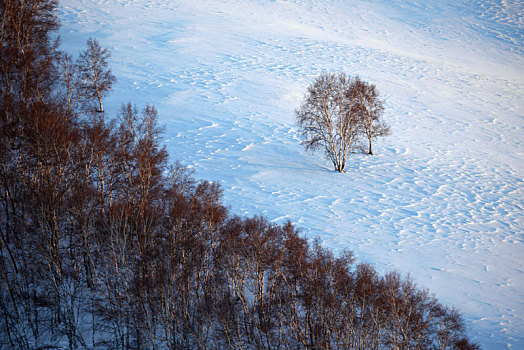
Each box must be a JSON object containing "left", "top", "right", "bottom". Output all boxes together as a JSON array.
[
  {"left": 354, "top": 77, "right": 390, "bottom": 155},
  {"left": 77, "top": 38, "right": 116, "bottom": 113},
  {"left": 296, "top": 72, "right": 360, "bottom": 172}
]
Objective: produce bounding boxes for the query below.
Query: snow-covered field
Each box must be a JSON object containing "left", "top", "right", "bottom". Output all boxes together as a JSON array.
[{"left": 58, "top": 0, "right": 523, "bottom": 348}]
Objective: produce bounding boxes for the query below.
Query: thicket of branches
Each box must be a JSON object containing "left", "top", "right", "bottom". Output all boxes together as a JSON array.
[
  {"left": 1, "top": 0, "right": 479, "bottom": 349},
  {"left": 296, "top": 72, "right": 390, "bottom": 172}
]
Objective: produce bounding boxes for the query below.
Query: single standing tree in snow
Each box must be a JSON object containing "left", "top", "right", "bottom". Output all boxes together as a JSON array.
[
  {"left": 296, "top": 72, "right": 360, "bottom": 172},
  {"left": 77, "top": 38, "right": 116, "bottom": 113},
  {"left": 354, "top": 77, "right": 390, "bottom": 155}
]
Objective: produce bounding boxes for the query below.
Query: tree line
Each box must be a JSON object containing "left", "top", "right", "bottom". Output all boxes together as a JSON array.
[{"left": 1, "top": 0, "right": 479, "bottom": 348}]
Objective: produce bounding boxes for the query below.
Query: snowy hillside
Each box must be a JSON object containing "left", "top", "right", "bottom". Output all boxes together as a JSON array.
[{"left": 58, "top": 0, "right": 523, "bottom": 348}]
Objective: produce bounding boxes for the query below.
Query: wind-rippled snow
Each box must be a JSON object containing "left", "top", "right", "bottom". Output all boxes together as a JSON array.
[{"left": 58, "top": 0, "right": 523, "bottom": 348}]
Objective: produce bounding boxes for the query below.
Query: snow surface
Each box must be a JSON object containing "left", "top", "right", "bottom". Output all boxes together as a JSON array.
[{"left": 58, "top": 0, "right": 523, "bottom": 348}]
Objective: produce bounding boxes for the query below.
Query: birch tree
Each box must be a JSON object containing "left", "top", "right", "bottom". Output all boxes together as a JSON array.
[
  {"left": 354, "top": 77, "right": 390, "bottom": 155},
  {"left": 296, "top": 72, "right": 360, "bottom": 172},
  {"left": 77, "top": 38, "right": 116, "bottom": 113}
]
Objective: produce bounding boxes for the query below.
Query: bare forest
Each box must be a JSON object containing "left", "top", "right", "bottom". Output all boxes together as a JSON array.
[{"left": 0, "top": 0, "right": 479, "bottom": 349}]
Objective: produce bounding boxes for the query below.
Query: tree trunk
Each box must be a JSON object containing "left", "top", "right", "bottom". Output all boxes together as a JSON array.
[
  {"left": 97, "top": 92, "right": 104, "bottom": 113},
  {"left": 368, "top": 138, "right": 373, "bottom": 155},
  {"left": 334, "top": 162, "right": 344, "bottom": 172}
]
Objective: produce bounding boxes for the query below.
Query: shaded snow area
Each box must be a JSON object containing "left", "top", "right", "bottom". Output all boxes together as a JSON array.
[{"left": 58, "top": 0, "right": 523, "bottom": 348}]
